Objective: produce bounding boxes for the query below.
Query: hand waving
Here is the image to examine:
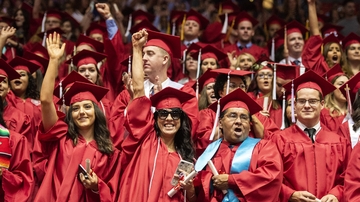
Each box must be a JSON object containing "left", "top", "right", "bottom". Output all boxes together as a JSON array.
[
  {"left": 0, "top": 27, "right": 16, "bottom": 40},
  {"left": 46, "top": 33, "right": 66, "bottom": 60}
]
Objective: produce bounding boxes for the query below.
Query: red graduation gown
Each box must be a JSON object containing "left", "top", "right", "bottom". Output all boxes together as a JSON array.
[
  {"left": 344, "top": 142, "right": 360, "bottom": 201},
  {"left": 301, "top": 35, "right": 330, "bottom": 75},
  {"left": 120, "top": 96, "right": 187, "bottom": 202},
  {"left": 196, "top": 139, "right": 283, "bottom": 201},
  {"left": 320, "top": 108, "right": 346, "bottom": 132},
  {"left": 3, "top": 103, "right": 35, "bottom": 152},
  {"left": 0, "top": 130, "right": 34, "bottom": 202},
  {"left": 272, "top": 124, "right": 350, "bottom": 201},
  {"left": 33, "top": 115, "right": 121, "bottom": 202},
  {"left": 195, "top": 108, "right": 280, "bottom": 157}
]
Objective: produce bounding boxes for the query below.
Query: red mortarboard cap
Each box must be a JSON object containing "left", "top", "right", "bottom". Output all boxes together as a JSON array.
[
  {"left": 145, "top": 29, "right": 182, "bottom": 59},
  {"left": 191, "top": 70, "right": 218, "bottom": 92},
  {"left": 234, "top": 11, "right": 258, "bottom": 28},
  {"left": 60, "top": 81, "right": 108, "bottom": 106},
  {"left": 0, "top": 76, "right": 5, "bottom": 83},
  {"left": 31, "top": 42, "right": 49, "bottom": 59},
  {"left": 0, "top": 17, "right": 13, "bottom": 26},
  {"left": 21, "top": 2, "right": 33, "bottom": 15},
  {"left": 212, "top": 68, "right": 252, "bottom": 77},
  {"left": 37, "top": 27, "right": 64, "bottom": 39},
  {"left": 86, "top": 22, "right": 106, "bottom": 36},
  {"left": 130, "top": 19, "right": 160, "bottom": 34},
  {"left": 66, "top": 49, "right": 107, "bottom": 67},
  {"left": 9, "top": 56, "right": 40, "bottom": 75},
  {"left": 63, "top": 12, "right": 80, "bottom": 28},
  {"left": 342, "top": 32, "right": 360, "bottom": 49},
  {"left": 132, "top": 10, "right": 155, "bottom": 23},
  {"left": 283, "top": 70, "right": 336, "bottom": 96},
  {"left": 317, "top": 14, "right": 330, "bottom": 24},
  {"left": 322, "top": 64, "right": 345, "bottom": 82},
  {"left": 201, "top": 22, "right": 225, "bottom": 43},
  {"left": 0, "top": 59, "right": 21, "bottom": 80},
  {"left": 150, "top": 87, "right": 194, "bottom": 110},
  {"left": 276, "top": 63, "right": 298, "bottom": 80},
  {"left": 322, "top": 33, "right": 343, "bottom": 45},
  {"left": 265, "top": 15, "right": 285, "bottom": 28},
  {"left": 186, "top": 9, "right": 209, "bottom": 30},
  {"left": 170, "top": 10, "right": 186, "bottom": 23},
  {"left": 191, "top": 44, "right": 227, "bottom": 61},
  {"left": 219, "top": 12, "right": 238, "bottom": 27},
  {"left": 209, "top": 88, "right": 262, "bottom": 115},
  {"left": 267, "top": 36, "right": 284, "bottom": 51},
  {"left": 76, "top": 34, "right": 104, "bottom": 53},
  {"left": 54, "top": 71, "right": 91, "bottom": 98},
  {"left": 339, "top": 72, "right": 360, "bottom": 104},
  {"left": 23, "top": 50, "right": 49, "bottom": 71},
  {"left": 276, "top": 20, "right": 308, "bottom": 38},
  {"left": 321, "top": 24, "right": 343, "bottom": 38},
  {"left": 252, "top": 56, "right": 273, "bottom": 72},
  {"left": 46, "top": 9, "right": 64, "bottom": 20},
  {"left": 120, "top": 54, "right": 131, "bottom": 67},
  {"left": 216, "top": 0, "right": 240, "bottom": 13}
]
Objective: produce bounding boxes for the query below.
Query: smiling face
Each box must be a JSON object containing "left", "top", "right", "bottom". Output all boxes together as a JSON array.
[
  {"left": 10, "top": 70, "right": 29, "bottom": 98},
  {"left": 77, "top": 64, "right": 98, "bottom": 84},
  {"left": 220, "top": 108, "right": 251, "bottom": 144},
  {"left": 156, "top": 108, "right": 182, "bottom": 137},
  {"left": 71, "top": 100, "right": 96, "bottom": 130},
  {"left": 205, "top": 82, "right": 216, "bottom": 105},
  {"left": 287, "top": 32, "right": 304, "bottom": 56},
  {"left": 14, "top": 9, "right": 25, "bottom": 27},
  {"left": 295, "top": 88, "right": 324, "bottom": 127},
  {"left": 347, "top": 43, "right": 360, "bottom": 61},
  {"left": 326, "top": 43, "right": 341, "bottom": 65},
  {"left": 0, "top": 77, "right": 9, "bottom": 100}
]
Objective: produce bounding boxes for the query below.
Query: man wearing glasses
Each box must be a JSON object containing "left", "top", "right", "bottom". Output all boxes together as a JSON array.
[{"left": 272, "top": 70, "right": 351, "bottom": 202}]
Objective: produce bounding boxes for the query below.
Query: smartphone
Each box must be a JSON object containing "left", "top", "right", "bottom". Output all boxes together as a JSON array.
[
  {"left": 78, "top": 164, "right": 89, "bottom": 180},
  {"left": 171, "top": 160, "right": 194, "bottom": 186}
]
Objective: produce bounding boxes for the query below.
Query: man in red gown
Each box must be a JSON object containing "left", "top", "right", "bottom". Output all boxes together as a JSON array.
[{"left": 273, "top": 70, "right": 351, "bottom": 202}]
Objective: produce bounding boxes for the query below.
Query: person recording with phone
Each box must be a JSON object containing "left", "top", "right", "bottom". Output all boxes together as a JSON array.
[{"left": 119, "top": 29, "right": 196, "bottom": 202}]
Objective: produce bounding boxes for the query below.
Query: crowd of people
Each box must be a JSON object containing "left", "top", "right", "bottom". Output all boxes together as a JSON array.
[{"left": 0, "top": 0, "right": 359, "bottom": 201}]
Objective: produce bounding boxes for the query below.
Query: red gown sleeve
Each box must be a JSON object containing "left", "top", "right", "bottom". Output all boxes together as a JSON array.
[
  {"left": 1, "top": 131, "right": 34, "bottom": 202},
  {"left": 195, "top": 109, "right": 215, "bottom": 157},
  {"left": 179, "top": 85, "right": 200, "bottom": 137},
  {"left": 344, "top": 143, "right": 360, "bottom": 201},
  {"left": 302, "top": 35, "right": 330, "bottom": 75}
]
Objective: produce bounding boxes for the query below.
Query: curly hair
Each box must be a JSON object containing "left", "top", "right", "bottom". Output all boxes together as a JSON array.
[
  {"left": 25, "top": 72, "right": 40, "bottom": 100},
  {"left": 352, "top": 89, "right": 360, "bottom": 132},
  {"left": 154, "top": 108, "right": 195, "bottom": 163},
  {"left": 213, "top": 74, "right": 247, "bottom": 99},
  {"left": 65, "top": 101, "right": 113, "bottom": 155}
]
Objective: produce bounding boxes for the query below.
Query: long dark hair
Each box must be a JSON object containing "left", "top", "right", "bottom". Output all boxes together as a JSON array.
[
  {"left": 25, "top": 72, "right": 40, "bottom": 100},
  {"left": 352, "top": 89, "right": 360, "bottom": 131},
  {"left": 154, "top": 108, "right": 195, "bottom": 163},
  {"left": 65, "top": 101, "right": 113, "bottom": 155}
]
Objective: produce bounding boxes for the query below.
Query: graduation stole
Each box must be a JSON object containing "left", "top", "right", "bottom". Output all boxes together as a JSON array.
[
  {"left": 0, "top": 125, "right": 11, "bottom": 169},
  {"left": 222, "top": 137, "right": 260, "bottom": 202}
]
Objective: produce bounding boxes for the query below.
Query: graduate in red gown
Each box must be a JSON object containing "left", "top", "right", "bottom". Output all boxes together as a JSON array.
[
  {"left": 195, "top": 88, "right": 283, "bottom": 201},
  {"left": 119, "top": 29, "right": 196, "bottom": 202},
  {"left": 273, "top": 70, "right": 351, "bottom": 202},
  {"left": 33, "top": 33, "right": 121, "bottom": 202},
  {"left": 0, "top": 76, "right": 34, "bottom": 202},
  {"left": 0, "top": 59, "right": 35, "bottom": 152},
  {"left": 109, "top": 29, "right": 199, "bottom": 150}
]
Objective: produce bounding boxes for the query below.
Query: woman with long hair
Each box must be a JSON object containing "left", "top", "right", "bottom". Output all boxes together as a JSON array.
[
  {"left": 32, "top": 33, "right": 121, "bottom": 201},
  {"left": 194, "top": 70, "right": 218, "bottom": 111},
  {"left": 12, "top": 8, "right": 31, "bottom": 45},
  {"left": 119, "top": 29, "right": 196, "bottom": 202},
  {"left": 321, "top": 64, "right": 349, "bottom": 132},
  {"left": 342, "top": 33, "right": 360, "bottom": 76}
]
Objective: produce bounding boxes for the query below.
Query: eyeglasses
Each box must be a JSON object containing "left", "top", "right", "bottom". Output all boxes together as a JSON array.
[
  {"left": 157, "top": 110, "right": 182, "bottom": 120},
  {"left": 258, "top": 73, "right": 273, "bottom": 79},
  {"left": 296, "top": 99, "right": 320, "bottom": 106},
  {"left": 229, "top": 83, "right": 246, "bottom": 90},
  {"left": 225, "top": 113, "right": 249, "bottom": 122}
]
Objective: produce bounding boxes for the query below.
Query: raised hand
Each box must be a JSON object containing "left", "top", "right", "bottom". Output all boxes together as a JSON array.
[
  {"left": 96, "top": 3, "right": 111, "bottom": 19},
  {"left": 132, "top": 29, "right": 148, "bottom": 49},
  {"left": 227, "top": 51, "right": 238, "bottom": 69},
  {"left": 0, "top": 27, "right": 16, "bottom": 40},
  {"left": 46, "top": 33, "right": 66, "bottom": 60}
]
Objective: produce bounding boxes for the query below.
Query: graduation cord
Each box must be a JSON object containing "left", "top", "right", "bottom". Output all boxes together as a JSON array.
[
  {"left": 100, "top": 100, "right": 106, "bottom": 117},
  {"left": 149, "top": 138, "right": 161, "bottom": 194}
]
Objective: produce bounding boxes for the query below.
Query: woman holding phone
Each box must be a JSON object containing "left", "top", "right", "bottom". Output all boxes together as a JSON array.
[{"left": 32, "top": 33, "right": 121, "bottom": 202}]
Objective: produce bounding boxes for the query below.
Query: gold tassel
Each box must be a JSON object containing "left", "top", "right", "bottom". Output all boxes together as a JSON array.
[
  {"left": 180, "top": 14, "right": 186, "bottom": 41},
  {"left": 167, "top": 22, "right": 171, "bottom": 34},
  {"left": 264, "top": 22, "right": 268, "bottom": 42},
  {"left": 218, "top": 3, "right": 222, "bottom": 15},
  {"left": 305, "top": 19, "right": 309, "bottom": 40},
  {"left": 225, "top": 19, "right": 235, "bottom": 42}
]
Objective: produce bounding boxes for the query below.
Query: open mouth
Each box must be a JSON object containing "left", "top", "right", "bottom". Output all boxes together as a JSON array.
[
  {"left": 164, "top": 124, "right": 175, "bottom": 129},
  {"left": 263, "top": 81, "right": 270, "bottom": 86},
  {"left": 14, "top": 80, "right": 22, "bottom": 85},
  {"left": 332, "top": 55, "right": 338, "bottom": 63}
]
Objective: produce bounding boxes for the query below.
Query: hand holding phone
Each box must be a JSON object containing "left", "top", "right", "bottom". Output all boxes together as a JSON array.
[
  {"left": 171, "top": 160, "right": 194, "bottom": 186},
  {"left": 78, "top": 164, "right": 89, "bottom": 180}
]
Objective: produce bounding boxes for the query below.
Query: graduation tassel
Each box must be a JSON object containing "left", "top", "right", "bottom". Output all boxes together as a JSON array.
[
  {"left": 345, "top": 84, "right": 353, "bottom": 115},
  {"left": 224, "top": 19, "right": 235, "bottom": 42},
  {"left": 284, "top": 26, "right": 289, "bottom": 64},
  {"left": 291, "top": 80, "right": 296, "bottom": 123},
  {"left": 221, "top": 13, "right": 228, "bottom": 34},
  {"left": 166, "top": 22, "right": 171, "bottom": 35},
  {"left": 124, "top": 14, "right": 132, "bottom": 38},
  {"left": 280, "top": 91, "right": 286, "bottom": 130},
  {"left": 195, "top": 79, "right": 199, "bottom": 100},
  {"left": 182, "top": 49, "right": 187, "bottom": 74},
  {"left": 305, "top": 19, "right": 309, "bottom": 40},
  {"left": 270, "top": 38, "right": 275, "bottom": 61},
  {"left": 196, "top": 49, "right": 202, "bottom": 80},
  {"left": 226, "top": 70, "right": 231, "bottom": 95},
  {"left": 272, "top": 63, "right": 277, "bottom": 100},
  {"left": 180, "top": 14, "right": 186, "bottom": 41},
  {"left": 209, "top": 99, "right": 221, "bottom": 140},
  {"left": 171, "top": 22, "right": 176, "bottom": 36},
  {"left": 127, "top": 55, "right": 132, "bottom": 73},
  {"left": 41, "top": 12, "right": 47, "bottom": 47}
]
